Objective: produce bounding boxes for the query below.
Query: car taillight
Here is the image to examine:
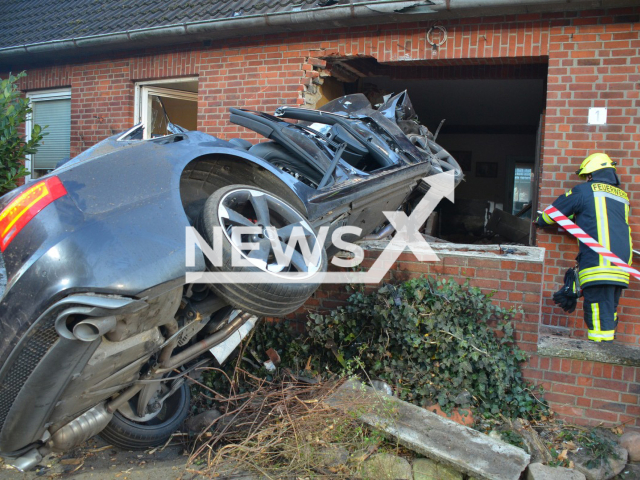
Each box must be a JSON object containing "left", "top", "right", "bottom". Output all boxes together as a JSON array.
[{"left": 0, "top": 176, "right": 67, "bottom": 252}]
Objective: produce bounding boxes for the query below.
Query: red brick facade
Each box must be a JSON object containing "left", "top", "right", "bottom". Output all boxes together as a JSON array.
[{"left": 6, "top": 6, "right": 640, "bottom": 428}]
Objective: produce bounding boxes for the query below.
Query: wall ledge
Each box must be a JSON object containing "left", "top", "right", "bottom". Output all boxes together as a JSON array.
[
  {"left": 356, "top": 240, "right": 545, "bottom": 264},
  {"left": 538, "top": 334, "right": 640, "bottom": 367}
]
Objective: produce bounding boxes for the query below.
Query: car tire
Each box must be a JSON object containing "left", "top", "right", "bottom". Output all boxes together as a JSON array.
[
  {"left": 100, "top": 382, "right": 190, "bottom": 450},
  {"left": 197, "top": 185, "right": 327, "bottom": 317}
]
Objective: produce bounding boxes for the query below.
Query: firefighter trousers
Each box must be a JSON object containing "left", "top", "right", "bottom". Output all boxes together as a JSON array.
[{"left": 583, "top": 285, "right": 623, "bottom": 342}]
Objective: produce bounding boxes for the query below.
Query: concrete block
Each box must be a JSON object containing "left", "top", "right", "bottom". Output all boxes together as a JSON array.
[{"left": 326, "top": 380, "right": 530, "bottom": 480}]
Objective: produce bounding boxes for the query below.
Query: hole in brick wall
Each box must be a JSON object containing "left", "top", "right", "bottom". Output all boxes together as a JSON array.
[{"left": 323, "top": 57, "right": 549, "bottom": 247}]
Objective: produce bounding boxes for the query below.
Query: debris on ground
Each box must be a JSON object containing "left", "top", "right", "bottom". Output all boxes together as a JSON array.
[
  {"left": 184, "top": 409, "right": 222, "bottom": 434},
  {"left": 527, "top": 462, "right": 586, "bottom": 480},
  {"left": 570, "top": 444, "right": 627, "bottom": 480},
  {"left": 186, "top": 373, "right": 391, "bottom": 478},
  {"left": 618, "top": 431, "right": 640, "bottom": 462},
  {"left": 363, "top": 453, "right": 412, "bottom": 480},
  {"left": 326, "top": 379, "right": 531, "bottom": 480},
  {"left": 413, "top": 457, "right": 464, "bottom": 480},
  {"left": 507, "top": 418, "right": 553, "bottom": 464}
]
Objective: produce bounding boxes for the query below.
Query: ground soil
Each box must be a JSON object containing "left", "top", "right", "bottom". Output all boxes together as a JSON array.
[{"left": 0, "top": 437, "right": 258, "bottom": 480}]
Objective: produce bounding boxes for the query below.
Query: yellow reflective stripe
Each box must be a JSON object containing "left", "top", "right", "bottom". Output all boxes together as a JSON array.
[
  {"left": 601, "top": 197, "right": 610, "bottom": 266},
  {"left": 579, "top": 266, "right": 629, "bottom": 276},
  {"left": 580, "top": 268, "right": 629, "bottom": 277},
  {"left": 595, "top": 197, "right": 603, "bottom": 266},
  {"left": 595, "top": 197, "right": 610, "bottom": 267},
  {"left": 592, "top": 303, "right": 600, "bottom": 333},
  {"left": 541, "top": 211, "right": 554, "bottom": 224},
  {"left": 581, "top": 275, "right": 629, "bottom": 285},
  {"left": 588, "top": 330, "right": 615, "bottom": 342},
  {"left": 580, "top": 272, "right": 629, "bottom": 281},
  {"left": 579, "top": 266, "right": 630, "bottom": 283}
]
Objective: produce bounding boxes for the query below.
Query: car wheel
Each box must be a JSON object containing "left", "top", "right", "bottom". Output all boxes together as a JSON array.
[
  {"left": 100, "top": 382, "right": 190, "bottom": 450},
  {"left": 197, "top": 184, "right": 327, "bottom": 317}
]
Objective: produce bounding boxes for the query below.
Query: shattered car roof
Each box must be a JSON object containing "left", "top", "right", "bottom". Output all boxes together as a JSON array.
[{"left": 0, "top": 0, "right": 377, "bottom": 50}]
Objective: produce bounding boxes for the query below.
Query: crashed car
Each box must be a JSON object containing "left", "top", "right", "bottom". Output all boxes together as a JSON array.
[{"left": 0, "top": 92, "right": 461, "bottom": 470}]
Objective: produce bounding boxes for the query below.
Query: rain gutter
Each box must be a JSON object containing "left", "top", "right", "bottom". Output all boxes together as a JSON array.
[{"left": 0, "top": 0, "right": 636, "bottom": 62}]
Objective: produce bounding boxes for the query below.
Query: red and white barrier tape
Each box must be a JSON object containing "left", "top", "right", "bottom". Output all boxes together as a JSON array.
[{"left": 544, "top": 205, "right": 640, "bottom": 281}]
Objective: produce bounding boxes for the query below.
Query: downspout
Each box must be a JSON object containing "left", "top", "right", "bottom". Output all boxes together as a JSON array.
[{"left": 0, "top": 0, "right": 632, "bottom": 60}]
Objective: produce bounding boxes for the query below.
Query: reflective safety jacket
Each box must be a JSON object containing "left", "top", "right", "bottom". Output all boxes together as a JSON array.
[{"left": 537, "top": 168, "right": 632, "bottom": 288}]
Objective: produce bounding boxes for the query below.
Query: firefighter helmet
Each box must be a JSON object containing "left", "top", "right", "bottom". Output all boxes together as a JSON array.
[{"left": 576, "top": 153, "right": 617, "bottom": 179}]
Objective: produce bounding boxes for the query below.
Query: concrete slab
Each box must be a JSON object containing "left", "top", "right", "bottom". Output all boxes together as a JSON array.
[
  {"left": 538, "top": 334, "right": 640, "bottom": 367},
  {"left": 326, "top": 380, "right": 530, "bottom": 480}
]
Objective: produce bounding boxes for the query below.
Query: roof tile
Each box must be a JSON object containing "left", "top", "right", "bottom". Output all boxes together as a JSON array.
[{"left": 0, "top": 0, "right": 353, "bottom": 49}]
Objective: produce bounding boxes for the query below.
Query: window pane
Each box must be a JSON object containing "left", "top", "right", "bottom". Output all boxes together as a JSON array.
[
  {"left": 512, "top": 164, "right": 533, "bottom": 216},
  {"left": 32, "top": 98, "right": 71, "bottom": 170}
]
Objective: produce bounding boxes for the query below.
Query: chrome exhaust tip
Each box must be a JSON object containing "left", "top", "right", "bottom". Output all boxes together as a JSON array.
[
  {"left": 72, "top": 316, "right": 117, "bottom": 342},
  {"left": 4, "top": 448, "right": 45, "bottom": 472}
]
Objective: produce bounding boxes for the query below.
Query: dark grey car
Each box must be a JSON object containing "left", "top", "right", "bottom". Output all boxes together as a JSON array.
[{"left": 0, "top": 92, "right": 461, "bottom": 470}]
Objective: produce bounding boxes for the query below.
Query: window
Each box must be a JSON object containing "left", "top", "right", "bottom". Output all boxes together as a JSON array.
[
  {"left": 26, "top": 89, "right": 71, "bottom": 180},
  {"left": 134, "top": 78, "right": 198, "bottom": 139}
]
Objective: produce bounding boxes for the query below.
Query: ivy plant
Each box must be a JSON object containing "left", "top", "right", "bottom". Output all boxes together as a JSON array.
[
  {"left": 0, "top": 72, "right": 46, "bottom": 193},
  {"left": 306, "top": 277, "right": 547, "bottom": 420}
]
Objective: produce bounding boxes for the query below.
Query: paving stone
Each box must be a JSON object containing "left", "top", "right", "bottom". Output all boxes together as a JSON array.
[
  {"left": 413, "top": 457, "right": 463, "bottom": 480},
  {"left": 619, "top": 432, "right": 640, "bottom": 462},
  {"left": 362, "top": 453, "right": 411, "bottom": 480},
  {"left": 526, "top": 462, "right": 586, "bottom": 480}
]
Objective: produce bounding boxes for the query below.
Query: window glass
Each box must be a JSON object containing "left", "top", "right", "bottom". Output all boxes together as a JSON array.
[{"left": 32, "top": 97, "right": 71, "bottom": 172}]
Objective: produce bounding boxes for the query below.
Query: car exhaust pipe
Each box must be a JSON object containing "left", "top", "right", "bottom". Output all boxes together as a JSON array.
[
  {"left": 72, "top": 316, "right": 117, "bottom": 342},
  {"left": 47, "top": 403, "right": 113, "bottom": 452},
  {"left": 361, "top": 223, "right": 395, "bottom": 241}
]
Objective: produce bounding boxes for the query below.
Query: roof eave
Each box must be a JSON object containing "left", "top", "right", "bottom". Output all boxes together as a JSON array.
[{"left": 1, "top": 0, "right": 637, "bottom": 67}]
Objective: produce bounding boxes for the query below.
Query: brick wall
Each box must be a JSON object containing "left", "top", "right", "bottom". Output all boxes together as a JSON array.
[
  {"left": 9, "top": 11, "right": 555, "bottom": 153},
  {"left": 4, "top": 6, "right": 640, "bottom": 428}
]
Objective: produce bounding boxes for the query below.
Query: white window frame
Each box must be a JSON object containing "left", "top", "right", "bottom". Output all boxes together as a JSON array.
[
  {"left": 25, "top": 88, "right": 71, "bottom": 182},
  {"left": 134, "top": 78, "right": 198, "bottom": 139}
]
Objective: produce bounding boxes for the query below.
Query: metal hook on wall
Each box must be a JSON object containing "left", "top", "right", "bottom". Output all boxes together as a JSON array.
[{"left": 427, "top": 25, "right": 448, "bottom": 55}]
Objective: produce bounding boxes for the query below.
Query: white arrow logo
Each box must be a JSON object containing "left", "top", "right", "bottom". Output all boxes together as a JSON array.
[{"left": 186, "top": 171, "right": 455, "bottom": 284}]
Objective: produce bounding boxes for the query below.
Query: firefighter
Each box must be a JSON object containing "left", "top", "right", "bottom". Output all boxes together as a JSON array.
[{"left": 536, "top": 153, "right": 632, "bottom": 342}]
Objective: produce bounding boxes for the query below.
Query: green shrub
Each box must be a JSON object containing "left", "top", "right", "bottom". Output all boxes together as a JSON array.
[
  {"left": 0, "top": 72, "right": 46, "bottom": 193},
  {"left": 306, "top": 277, "right": 547, "bottom": 420}
]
